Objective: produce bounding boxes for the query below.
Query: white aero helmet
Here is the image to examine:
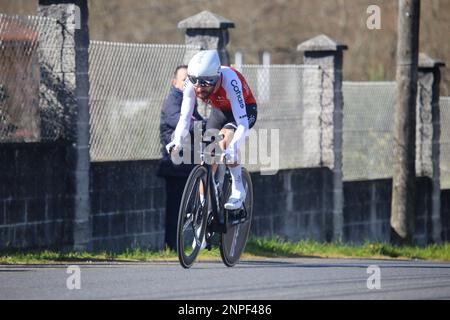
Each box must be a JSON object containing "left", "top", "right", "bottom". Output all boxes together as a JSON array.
[{"left": 187, "top": 50, "right": 221, "bottom": 79}]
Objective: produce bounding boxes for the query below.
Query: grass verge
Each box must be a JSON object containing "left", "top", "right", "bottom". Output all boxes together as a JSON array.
[
  {"left": 244, "top": 237, "right": 450, "bottom": 261},
  {"left": 1, "top": 237, "right": 450, "bottom": 264}
]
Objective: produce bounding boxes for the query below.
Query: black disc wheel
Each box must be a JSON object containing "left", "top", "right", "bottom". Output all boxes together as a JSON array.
[{"left": 219, "top": 168, "right": 254, "bottom": 267}]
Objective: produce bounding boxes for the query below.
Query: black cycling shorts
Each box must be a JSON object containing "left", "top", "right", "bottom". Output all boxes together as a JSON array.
[{"left": 205, "top": 103, "right": 257, "bottom": 132}]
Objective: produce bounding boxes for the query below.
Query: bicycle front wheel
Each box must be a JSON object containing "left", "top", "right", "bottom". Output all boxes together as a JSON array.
[
  {"left": 176, "top": 165, "right": 209, "bottom": 268},
  {"left": 220, "top": 167, "right": 254, "bottom": 267}
]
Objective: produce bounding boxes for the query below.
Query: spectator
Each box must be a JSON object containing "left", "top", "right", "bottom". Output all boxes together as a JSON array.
[{"left": 157, "top": 65, "right": 204, "bottom": 250}]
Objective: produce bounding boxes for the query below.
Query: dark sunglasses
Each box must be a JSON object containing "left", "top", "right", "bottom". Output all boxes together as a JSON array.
[{"left": 188, "top": 75, "right": 219, "bottom": 87}]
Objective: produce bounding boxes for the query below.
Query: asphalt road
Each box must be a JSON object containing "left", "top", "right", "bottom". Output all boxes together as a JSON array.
[{"left": 1, "top": 258, "right": 450, "bottom": 300}]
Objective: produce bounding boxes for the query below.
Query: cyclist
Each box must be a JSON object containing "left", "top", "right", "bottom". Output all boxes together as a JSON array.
[{"left": 166, "top": 50, "right": 257, "bottom": 210}]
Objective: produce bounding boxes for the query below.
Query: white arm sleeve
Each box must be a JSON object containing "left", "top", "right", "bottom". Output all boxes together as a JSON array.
[
  {"left": 173, "top": 81, "right": 195, "bottom": 145},
  {"left": 223, "top": 74, "right": 249, "bottom": 154}
]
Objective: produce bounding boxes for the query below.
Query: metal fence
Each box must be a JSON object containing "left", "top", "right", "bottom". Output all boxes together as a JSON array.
[
  {"left": 441, "top": 97, "right": 450, "bottom": 189},
  {"left": 0, "top": 13, "right": 64, "bottom": 142},
  {"left": 342, "top": 81, "right": 396, "bottom": 181},
  {"left": 89, "top": 41, "right": 197, "bottom": 161},
  {"left": 238, "top": 64, "right": 322, "bottom": 172}
]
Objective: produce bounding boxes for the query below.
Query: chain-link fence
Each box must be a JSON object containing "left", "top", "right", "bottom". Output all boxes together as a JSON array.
[
  {"left": 441, "top": 97, "right": 450, "bottom": 189},
  {"left": 343, "top": 82, "right": 449, "bottom": 185},
  {"left": 238, "top": 64, "right": 322, "bottom": 172},
  {"left": 89, "top": 41, "right": 197, "bottom": 161},
  {"left": 3, "top": 15, "right": 447, "bottom": 183},
  {"left": 343, "top": 81, "right": 396, "bottom": 181},
  {"left": 0, "top": 13, "right": 65, "bottom": 142},
  {"left": 90, "top": 60, "right": 322, "bottom": 168}
]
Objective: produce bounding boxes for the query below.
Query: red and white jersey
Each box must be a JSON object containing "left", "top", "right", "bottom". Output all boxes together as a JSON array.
[
  {"left": 173, "top": 66, "right": 256, "bottom": 154},
  {"left": 200, "top": 66, "right": 256, "bottom": 112}
]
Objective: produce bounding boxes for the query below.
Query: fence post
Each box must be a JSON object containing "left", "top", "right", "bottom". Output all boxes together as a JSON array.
[
  {"left": 234, "top": 51, "right": 243, "bottom": 71},
  {"left": 178, "top": 10, "right": 235, "bottom": 65},
  {"left": 38, "top": 0, "right": 91, "bottom": 251},
  {"left": 297, "top": 34, "right": 347, "bottom": 241},
  {"left": 417, "top": 53, "right": 445, "bottom": 243},
  {"left": 257, "top": 51, "right": 271, "bottom": 103}
]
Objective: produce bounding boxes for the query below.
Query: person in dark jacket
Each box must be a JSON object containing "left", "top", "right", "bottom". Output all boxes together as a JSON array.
[{"left": 157, "top": 65, "right": 204, "bottom": 250}]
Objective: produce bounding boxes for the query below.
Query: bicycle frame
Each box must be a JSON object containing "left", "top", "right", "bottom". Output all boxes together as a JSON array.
[
  {"left": 202, "top": 160, "right": 250, "bottom": 237},
  {"left": 202, "top": 161, "right": 229, "bottom": 235},
  {"left": 195, "top": 137, "right": 248, "bottom": 237}
]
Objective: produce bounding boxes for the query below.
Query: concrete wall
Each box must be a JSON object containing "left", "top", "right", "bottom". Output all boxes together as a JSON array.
[
  {"left": 0, "top": 143, "right": 73, "bottom": 249},
  {"left": 0, "top": 152, "right": 167, "bottom": 251},
  {"left": 442, "top": 189, "right": 450, "bottom": 241},
  {"left": 90, "top": 160, "right": 165, "bottom": 251},
  {"left": 0, "top": 152, "right": 335, "bottom": 251},
  {"left": 89, "top": 165, "right": 335, "bottom": 250},
  {"left": 0, "top": 146, "right": 448, "bottom": 250},
  {"left": 251, "top": 168, "right": 333, "bottom": 242},
  {"left": 91, "top": 165, "right": 336, "bottom": 249},
  {"left": 343, "top": 177, "right": 433, "bottom": 245}
]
